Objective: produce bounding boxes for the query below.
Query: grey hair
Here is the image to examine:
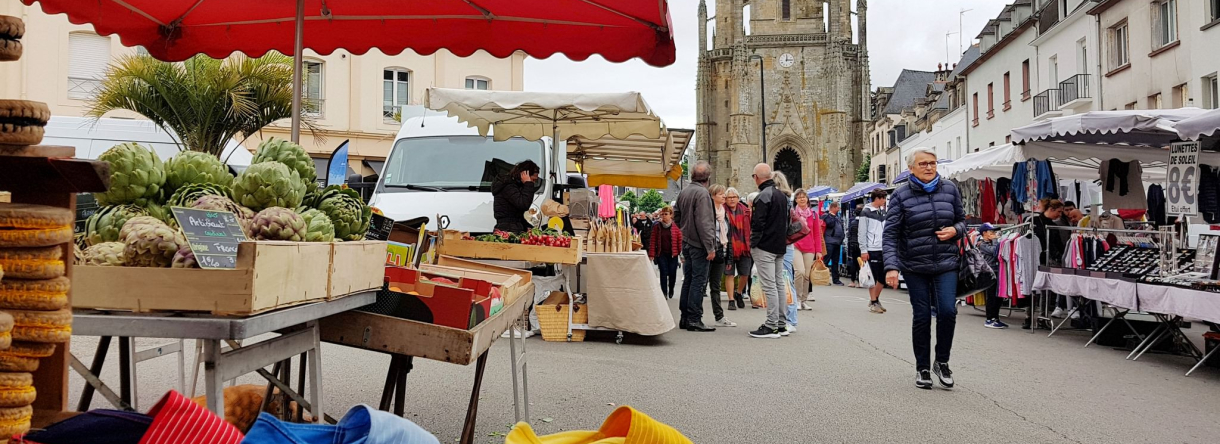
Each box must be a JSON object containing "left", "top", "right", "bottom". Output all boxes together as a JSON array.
[
  {"left": 906, "top": 147, "right": 938, "bottom": 167},
  {"left": 746, "top": 192, "right": 759, "bottom": 204},
  {"left": 725, "top": 187, "right": 741, "bottom": 198},
  {"left": 691, "top": 160, "right": 712, "bottom": 183},
  {"left": 771, "top": 171, "right": 793, "bottom": 197}
]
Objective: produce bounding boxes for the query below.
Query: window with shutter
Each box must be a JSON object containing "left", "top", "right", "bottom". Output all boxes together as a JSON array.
[
  {"left": 302, "top": 60, "right": 324, "bottom": 116},
  {"left": 68, "top": 32, "right": 111, "bottom": 100},
  {"left": 383, "top": 68, "right": 410, "bottom": 121}
]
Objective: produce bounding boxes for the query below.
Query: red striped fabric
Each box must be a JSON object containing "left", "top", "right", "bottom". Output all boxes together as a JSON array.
[{"left": 139, "top": 391, "right": 243, "bottom": 444}]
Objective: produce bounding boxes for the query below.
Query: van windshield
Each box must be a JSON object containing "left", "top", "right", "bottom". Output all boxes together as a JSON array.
[{"left": 381, "top": 136, "right": 545, "bottom": 191}]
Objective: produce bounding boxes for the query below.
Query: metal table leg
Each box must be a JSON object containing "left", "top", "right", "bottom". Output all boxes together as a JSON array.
[
  {"left": 509, "top": 311, "right": 530, "bottom": 424},
  {"left": 76, "top": 336, "right": 112, "bottom": 411},
  {"left": 1127, "top": 321, "right": 1169, "bottom": 360},
  {"left": 118, "top": 336, "right": 133, "bottom": 406},
  {"left": 459, "top": 351, "right": 490, "bottom": 444},
  {"left": 1186, "top": 345, "right": 1220, "bottom": 376}
]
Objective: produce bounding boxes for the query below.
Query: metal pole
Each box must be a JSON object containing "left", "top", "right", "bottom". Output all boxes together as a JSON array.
[
  {"left": 750, "top": 55, "right": 767, "bottom": 162},
  {"left": 290, "top": 0, "right": 304, "bottom": 143}
]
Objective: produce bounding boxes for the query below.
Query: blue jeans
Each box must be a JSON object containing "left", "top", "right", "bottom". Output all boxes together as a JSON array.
[
  {"left": 905, "top": 270, "right": 958, "bottom": 370},
  {"left": 784, "top": 245, "right": 798, "bottom": 326},
  {"left": 679, "top": 244, "right": 710, "bottom": 325}
]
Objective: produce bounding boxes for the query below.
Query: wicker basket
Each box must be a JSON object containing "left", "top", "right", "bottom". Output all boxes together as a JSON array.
[{"left": 537, "top": 291, "right": 587, "bottom": 342}]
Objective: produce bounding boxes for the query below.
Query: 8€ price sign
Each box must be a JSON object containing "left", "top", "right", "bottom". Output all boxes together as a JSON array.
[{"left": 1167, "top": 141, "right": 1200, "bottom": 216}]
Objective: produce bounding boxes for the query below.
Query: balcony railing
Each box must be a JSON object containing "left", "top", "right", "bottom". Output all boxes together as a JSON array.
[
  {"left": 67, "top": 77, "right": 101, "bottom": 100},
  {"left": 1033, "top": 89, "right": 1061, "bottom": 118},
  {"left": 1058, "top": 74, "right": 1091, "bottom": 106}
]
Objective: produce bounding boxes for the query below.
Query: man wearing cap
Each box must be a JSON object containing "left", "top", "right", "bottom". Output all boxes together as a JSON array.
[{"left": 976, "top": 223, "right": 1007, "bottom": 329}]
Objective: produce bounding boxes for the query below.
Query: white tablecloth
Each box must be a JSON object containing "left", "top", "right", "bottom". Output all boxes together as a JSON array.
[
  {"left": 1031, "top": 272, "right": 1139, "bottom": 310},
  {"left": 1135, "top": 284, "right": 1220, "bottom": 324},
  {"left": 583, "top": 251, "right": 675, "bottom": 336}
]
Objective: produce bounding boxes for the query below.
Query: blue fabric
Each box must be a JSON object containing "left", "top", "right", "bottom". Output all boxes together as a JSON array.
[
  {"left": 882, "top": 180, "right": 966, "bottom": 275},
  {"left": 1010, "top": 162, "right": 1028, "bottom": 203},
  {"left": 905, "top": 271, "right": 959, "bottom": 370},
  {"left": 909, "top": 173, "right": 940, "bottom": 193},
  {"left": 241, "top": 405, "right": 439, "bottom": 444},
  {"left": 784, "top": 245, "right": 797, "bottom": 326},
  {"left": 1035, "top": 160, "right": 1058, "bottom": 199},
  {"left": 24, "top": 410, "right": 151, "bottom": 444}
]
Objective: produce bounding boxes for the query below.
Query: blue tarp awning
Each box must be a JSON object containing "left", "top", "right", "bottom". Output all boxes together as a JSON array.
[
  {"left": 841, "top": 182, "right": 885, "bottom": 202},
  {"left": 806, "top": 186, "right": 837, "bottom": 199}
]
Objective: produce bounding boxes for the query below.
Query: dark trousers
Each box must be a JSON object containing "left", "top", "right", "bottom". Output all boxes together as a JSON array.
[
  {"left": 985, "top": 286, "right": 1002, "bottom": 320},
  {"left": 679, "top": 244, "right": 710, "bottom": 325},
  {"left": 656, "top": 254, "right": 678, "bottom": 297},
  {"left": 905, "top": 270, "right": 958, "bottom": 370},
  {"left": 824, "top": 243, "right": 842, "bottom": 283},
  {"left": 709, "top": 257, "right": 725, "bottom": 321}
]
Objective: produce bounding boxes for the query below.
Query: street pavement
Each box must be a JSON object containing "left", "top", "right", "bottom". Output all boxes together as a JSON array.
[{"left": 67, "top": 284, "right": 1220, "bottom": 443}]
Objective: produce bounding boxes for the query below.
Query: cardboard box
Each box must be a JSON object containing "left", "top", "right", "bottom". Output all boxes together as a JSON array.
[
  {"left": 437, "top": 235, "right": 582, "bottom": 264},
  {"left": 373, "top": 267, "right": 495, "bottom": 329},
  {"left": 74, "top": 240, "right": 385, "bottom": 315}
]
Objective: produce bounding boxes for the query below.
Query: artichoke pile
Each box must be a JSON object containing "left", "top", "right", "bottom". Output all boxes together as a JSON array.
[{"left": 77, "top": 139, "right": 372, "bottom": 269}]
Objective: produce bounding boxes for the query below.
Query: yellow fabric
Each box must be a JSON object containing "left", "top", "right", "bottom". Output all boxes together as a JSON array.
[{"left": 505, "top": 406, "right": 693, "bottom": 444}]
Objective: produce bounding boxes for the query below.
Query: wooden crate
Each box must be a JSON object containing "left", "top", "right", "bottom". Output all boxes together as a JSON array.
[
  {"left": 75, "top": 241, "right": 337, "bottom": 315},
  {"left": 328, "top": 240, "right": 387, "bottom": 300},
  {"left": 319, "top": 283, "right": 533, "bottom": 365},
  {"left": 436, "top": 236, "right": 582, "bottom": 264}
]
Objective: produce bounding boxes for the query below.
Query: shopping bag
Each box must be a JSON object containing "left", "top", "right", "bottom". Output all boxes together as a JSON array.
[
  {"left": 857, "top": 258, "right": 875, "bottom": 288},
  {"left": 810, "top": 260, "right": 832, "bottom": 286},
  {"left": 957, "top": 237, "right": 996, "bottom": 297},
  {"left": 750, "top": 277, "right": 766, "bottom": 308}
]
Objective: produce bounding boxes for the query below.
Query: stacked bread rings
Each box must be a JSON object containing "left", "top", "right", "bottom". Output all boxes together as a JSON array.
[{"left": 0, "top": 200, "right": 75, "bottom": 439}]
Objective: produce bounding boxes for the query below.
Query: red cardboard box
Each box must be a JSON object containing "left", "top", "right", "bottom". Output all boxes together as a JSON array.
[{"left": 373, "top": 266, "right": 493, "bottom": 329}]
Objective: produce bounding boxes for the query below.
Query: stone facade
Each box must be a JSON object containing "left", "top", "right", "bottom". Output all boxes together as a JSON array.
[{"left": 696, "top": 0, "right": 869, "bottom": 192}]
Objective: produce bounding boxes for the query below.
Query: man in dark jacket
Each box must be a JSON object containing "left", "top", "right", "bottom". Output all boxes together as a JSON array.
[
  {"left": 674, "top": 161, "right": 718, "bottom": 332},
  {"left": 748, "top": 163, "right": 791, "bottom": 339},
  {"left": 491, "top": 160, "right": 540, "bottom": 233},
  {"left": 821, "top": 202, "right": 846, "bottom": 286},
  {"left": 632, "top": 212, "right": 653, "bottom": 252},
  {"left": 883, "top": 147, "right": 966, "bottom": 390}
]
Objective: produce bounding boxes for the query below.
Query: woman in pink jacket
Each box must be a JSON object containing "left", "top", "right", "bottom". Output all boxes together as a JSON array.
[{"left": 792, "top": 190, "right": 825, "bottom": 310}]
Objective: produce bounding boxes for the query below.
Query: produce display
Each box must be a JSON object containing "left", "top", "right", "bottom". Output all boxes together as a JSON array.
[
  {"left": 468, "top": 229, "right": 573, "bottom": 248},
  {"left": 75, "top": 138, "right": 375, "bottom": 269}
]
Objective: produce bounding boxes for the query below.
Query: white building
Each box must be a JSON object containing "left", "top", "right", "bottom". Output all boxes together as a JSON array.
[
  {"left": 1089, "top": 0, "right": 1220, "bottom": 110},
  {"left": 961, "top": 1, "right": 1039, "bottom": 151},
  {"left": 1030, "top": 0, "right": 1103, "bottom": 120},
  {"left": 896, "top": 47, "right": 979, "bottom": 164}
]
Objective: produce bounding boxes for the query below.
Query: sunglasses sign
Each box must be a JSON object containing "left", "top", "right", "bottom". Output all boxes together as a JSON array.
[{"left": 1166, "top": 141, "right": 1199, "bottom": 216}]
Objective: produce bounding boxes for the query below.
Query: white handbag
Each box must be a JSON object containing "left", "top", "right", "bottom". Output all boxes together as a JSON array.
[{"left": 857, "top": 258, "right": 875, "bottom": 288}]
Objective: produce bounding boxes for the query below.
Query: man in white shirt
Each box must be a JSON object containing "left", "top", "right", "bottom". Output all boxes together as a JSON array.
[{"left": 859, "top": 189, "right": 888, "bottom": 313}]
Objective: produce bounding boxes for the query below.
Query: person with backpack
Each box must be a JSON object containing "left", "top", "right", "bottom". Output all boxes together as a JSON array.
[{"left": 882, "top": 147, "right": 967, "bottom": 390}]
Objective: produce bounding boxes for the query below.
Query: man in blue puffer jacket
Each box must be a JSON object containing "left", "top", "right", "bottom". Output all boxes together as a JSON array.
[{"left": 883, "top": 147, "right": 967, "bottom": 391}]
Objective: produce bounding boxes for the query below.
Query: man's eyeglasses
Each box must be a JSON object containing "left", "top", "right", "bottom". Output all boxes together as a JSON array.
[{"left": 915, "top": 161, "right": 938, "bottom": 169}]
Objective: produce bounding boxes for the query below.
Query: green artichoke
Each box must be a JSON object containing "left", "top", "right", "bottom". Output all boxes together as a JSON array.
[
  {"left": 165, "top": 151, "right": 233, "bottom": 193},
  {"left": 252, "top": 137, "right": 317, "bottom": 185},
  {"left": 305, "top": 186, "right": 371, "bottom": 241},
  {"left": 166, "top": 182, "right": 231, "bottom": 209},
  {"left": 118, "top": 215, "right": 168, "bottom": 241},
  {"left": 191, "top": 195, "right": 253, "bottom": 238},
  {"left": 251, "top": 207, "right": 306, "bottom": 241},
  {"left": 85, "top": 204, "right": 150, "bottom": 246},
  {"left": 232, "top": 162, "right": 306, "bottom": 212},
  {"left": 298, "top": 209, "right": 335, "bottom": 242},
  {"left": 82, "top": 242, "right": 126, "bottom": 266},
  {"left": 171, "top": 245, "right": 199, "bottom": 268},
  {"left": 122, "top": 219, "right": 186, "bottom": 267},
  {"left": 143, "top": 201, "right": 172, "bottom": 225},
  {"left": 95, "top": 143, "right": 167, "bottom": 206}
]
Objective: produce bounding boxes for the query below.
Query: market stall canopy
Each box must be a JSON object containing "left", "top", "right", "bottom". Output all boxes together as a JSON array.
[
  {"left": 1173, "top": 108, "right": 1220, "bottom": 142},
  {"left": 841, "top": 182, "right": 885, "bottom": 202},
  {"left": 806, "top": 186, "right": 837, "bottom": 199},
  {"left": 22, "top": 0, "right": 677, "bottom": 66},
  {"left": 1010, "top": 109, "right": 1207, "bottom": 146},
  {"left": 566, "top": 130, "right": 692, "bottom": 189},
  {"left": 424, "top": 88, "right": 664, "bottom": 142},
  {"left": 939, "top": 144, "right": 1169, "bottom": 182}
]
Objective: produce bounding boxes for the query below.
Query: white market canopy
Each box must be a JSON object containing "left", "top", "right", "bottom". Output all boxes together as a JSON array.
[
  {"left": 939, "top": 143, "right": 1175, "bottom": 182},
  {"left": 1173, "top": 108, "right": 1220, "bottom": 141},
  {"left": 1011, "top": 108, "right": 1208, "bottom": 146},
  {"left": 423, "top": 88, "right": 664, "bottom": 142},
  {"left": 566, "top": 129, "right": 692, "bottom": 189}
]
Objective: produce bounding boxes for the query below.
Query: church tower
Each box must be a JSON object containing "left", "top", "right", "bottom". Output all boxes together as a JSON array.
[{"left": 695, "top": 0, "right": 869, "bottom": 191}]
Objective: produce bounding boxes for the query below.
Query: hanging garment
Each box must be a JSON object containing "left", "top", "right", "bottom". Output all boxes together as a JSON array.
[
  {"left": 1147, "top": 184, "right": 1167, "bottom": 226},
  {"left": 1200, "top": 165, "right": 1220, "bottom": 223},
  {"left": 980, "top": 179, "right": 998, "bottom": 224},
  {"left": 1010, "top": 162, "right": 1029, "bottom": 203},
  {"left": 1016, "top": 234, "right": 1043, "bottom": 296},
  {"left": 1098, "top": 159, "right": 1147, "bottom": 210},
  {"left": 597, "top": 184, "right": 616, "bottom": 218},
  {"left": 1036, "top": 160, "right": 1058, "bottom": 200}
]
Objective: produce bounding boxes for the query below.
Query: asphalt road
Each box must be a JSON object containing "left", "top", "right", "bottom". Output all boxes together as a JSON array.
[{"left": 67, "top": 284, "right": 1220, "bottom": 443}]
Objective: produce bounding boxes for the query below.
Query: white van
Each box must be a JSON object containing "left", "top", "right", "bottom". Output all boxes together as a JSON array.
[
  {"left": 43, "top": 115, "right": 253, "bottom": 171},
  {"left": 369, "top": 110, "right": 567, "bottom": 233}
]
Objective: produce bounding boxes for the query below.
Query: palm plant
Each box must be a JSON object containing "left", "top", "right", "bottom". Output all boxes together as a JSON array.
[{"left": 88, "top": 53, "right": 317, "bottom": 157}]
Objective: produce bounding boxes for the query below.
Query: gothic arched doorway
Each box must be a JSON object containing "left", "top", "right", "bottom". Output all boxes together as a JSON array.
[{"left": 774, "top": 147, "right": 802, "bottom": 189}]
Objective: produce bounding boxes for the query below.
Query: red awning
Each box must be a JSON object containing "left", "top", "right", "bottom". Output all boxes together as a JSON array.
[{"left": 23, "top": 0, "right": 677, "bottom": 66}]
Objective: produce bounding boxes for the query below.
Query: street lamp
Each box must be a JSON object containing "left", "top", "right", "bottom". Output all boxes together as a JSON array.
[{"left": 748, "top": 54, "right": 768, "bottom": 161}]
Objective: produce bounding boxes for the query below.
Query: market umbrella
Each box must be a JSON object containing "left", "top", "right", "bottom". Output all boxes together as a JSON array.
[
  {"left": 1010, "top": 108, "right": 1206, "bottom": 147},
  {"left": 24, "top": 0, "right": 678, "bottom": 142},
  {"left": 841, "top": 182, "right": 885, "bottom": 202},
  {"left": 566, "top": 129, "right": 692, "bottom": 189},
  {"left": 805, "top": 186, "right": 837, "bottom": 199}
]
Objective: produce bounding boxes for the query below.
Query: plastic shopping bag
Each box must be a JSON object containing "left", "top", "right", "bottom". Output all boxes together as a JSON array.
[{"left": 857, "top": 257, "right": 875, "bottom": 288}]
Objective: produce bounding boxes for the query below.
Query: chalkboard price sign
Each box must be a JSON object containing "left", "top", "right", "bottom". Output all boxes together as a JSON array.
[
  {"left": 365, "top": 213, "right": 394, "bottom": 241},
  {"left": 170, "top": 206, "right": 248, "bottom": 270}
]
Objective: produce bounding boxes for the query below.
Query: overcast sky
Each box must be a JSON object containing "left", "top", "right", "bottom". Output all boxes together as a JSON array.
[{"left": 524, "top": 0, "right": 1010, "bottom": 130}]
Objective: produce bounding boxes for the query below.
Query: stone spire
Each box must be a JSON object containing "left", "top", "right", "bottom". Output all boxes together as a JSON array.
[{"left": 698, "top": 0, "right": 708, "bottom": 54}]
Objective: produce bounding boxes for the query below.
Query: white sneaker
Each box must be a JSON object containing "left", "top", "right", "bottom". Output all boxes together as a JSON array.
[
  {"left": 1050, "top": 307, "right": 1066, "bottom": 319},
  {"left": 806, "top": 292, "right": 816, "bottom": 302},
  {"left": 785, "top": 325, "right": 796, "bottom": 333},
  {"left": 800, "top": 302, "right": 812, "bottom": 310},
  {"left": 715, "top": 318, "right": 738, "bottom": 327},
  {"left": 1069, "top": 310, "right": 1080, "bottom": 320}
]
